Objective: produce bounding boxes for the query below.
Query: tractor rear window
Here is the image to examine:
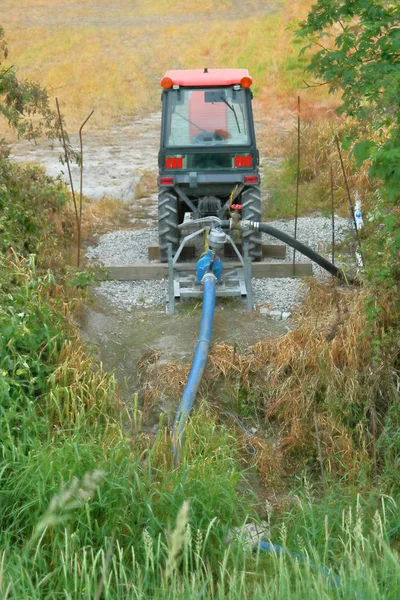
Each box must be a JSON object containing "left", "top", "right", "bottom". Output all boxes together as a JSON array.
[{"left": 165, "top": 88, "right": 251, "bottom": 148}]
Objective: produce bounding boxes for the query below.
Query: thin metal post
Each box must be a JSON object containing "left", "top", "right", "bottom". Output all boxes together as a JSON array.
[
  {"left": 330, "top": 166, "right": 335, "bottom": 266},
  {"left": 335, "top": 136, "right": 365, "bottom": 267},
  {"left": 293, "top": 96, "right": 300, "bottom": 273},
  {"left": 56, "top": 98, "right": 80, "bottom": 267},
  {"left": 78, "top": 109, "right": 94, "bottom": 268},
  {"left": 243, "top": 241, "right": 252, "bottom": 312},
  {"left": 167, "top": 243, "right": 175, "bottom": 314}
]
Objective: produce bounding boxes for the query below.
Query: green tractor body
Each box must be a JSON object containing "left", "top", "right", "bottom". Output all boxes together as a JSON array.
[{"left": 158, "top": 68, "right": 262, "bottom": 261}]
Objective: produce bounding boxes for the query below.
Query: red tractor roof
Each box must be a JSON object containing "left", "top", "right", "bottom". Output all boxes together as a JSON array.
[{"left": 161, "top": 68, "right": 252, "bottom": 88}]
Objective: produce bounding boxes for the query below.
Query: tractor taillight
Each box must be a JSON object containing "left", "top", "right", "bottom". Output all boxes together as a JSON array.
[
  {"left": 234, "top": 155, "right": 252, "bottom": 168},
  {"left": 159, "top": 177, "right": 174, "bottom": 185},
  {"left": 165, "top": 157, "right": 183, "bottom": 169},
  {"left": 244, "top": 175, "right": 259, "bottom": 184}
]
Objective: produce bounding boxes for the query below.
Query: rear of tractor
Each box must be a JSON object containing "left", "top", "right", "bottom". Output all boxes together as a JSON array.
[{"left": 158, "top": 68, "right": 262, "bottom": 262}]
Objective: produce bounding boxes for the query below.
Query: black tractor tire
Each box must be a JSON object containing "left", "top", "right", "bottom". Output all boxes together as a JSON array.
[
  {"left": 158, "top": 189, "right": 180, "bottom": 262},
  {"left": 241, "top": 185, "right": 262, "bottom": 261}
]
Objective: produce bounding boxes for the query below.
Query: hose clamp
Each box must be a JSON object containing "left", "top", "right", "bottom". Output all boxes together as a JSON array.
[
  {"left": 247, "top": 220, "right": 259, "bottom": 230},
  {"left": 201, "top": 272, "right": 218, "bottom": 285},
  {"left": 240, "top": 219, "right": 257, "bottom": 230}
]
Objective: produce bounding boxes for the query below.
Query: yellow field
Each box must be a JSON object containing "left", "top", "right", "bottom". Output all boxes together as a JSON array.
[{"left": 1, "top": 0, "right": 333, "bottom": 137}]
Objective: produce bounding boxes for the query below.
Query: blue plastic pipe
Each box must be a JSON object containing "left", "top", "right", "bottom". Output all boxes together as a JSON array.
[
  {"left": 169, "top": 268, "right": 355, "bottom": 595},
  {"left": 258, "top": 541, "right": 342, "bottom": 590},
  {"left": 172, "top": 273, "right": 216, "bottom": 465}
]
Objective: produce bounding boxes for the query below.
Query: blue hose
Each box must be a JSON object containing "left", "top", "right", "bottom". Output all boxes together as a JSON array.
[
  {"left": 170, "top": 268, "right": 354, "bottom": 595},
  {"left": 258, "top": 541, "right": 342, "bottom": 590},
  {"left": 172, "top": 274, "right": 216, "bottom": 465}
]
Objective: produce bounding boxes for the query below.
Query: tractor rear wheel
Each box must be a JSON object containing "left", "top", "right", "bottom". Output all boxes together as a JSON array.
[
  {"left": 158, "top": 189, "right": 179, "bottom": 262},
  {"left": 241, "top": 185, "right": 262, "bottom": 261}
]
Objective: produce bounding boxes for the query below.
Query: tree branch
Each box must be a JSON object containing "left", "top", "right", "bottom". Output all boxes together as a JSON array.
[{"left": 302, "top": 78, "right": 333, "bottom": 89}]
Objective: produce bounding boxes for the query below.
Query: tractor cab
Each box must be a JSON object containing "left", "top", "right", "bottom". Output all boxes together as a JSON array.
[{"left": 158, "top": 68, "right": 262, "bottom": 262}]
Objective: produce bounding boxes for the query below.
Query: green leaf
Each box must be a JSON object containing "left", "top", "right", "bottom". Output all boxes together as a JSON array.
[
  {"left": 352, "top": 140, "right": 376, "bottom": 166},
  {"left": 383, "top": 214, "right": 398, "bottom": 232},
  {"left": 341, "top": 136, "right": 355, "bottom": 151}
]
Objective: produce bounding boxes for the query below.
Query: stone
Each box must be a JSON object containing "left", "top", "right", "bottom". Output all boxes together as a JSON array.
[{"left": 269, "top": 310, "right": 282, "bottom": 320}]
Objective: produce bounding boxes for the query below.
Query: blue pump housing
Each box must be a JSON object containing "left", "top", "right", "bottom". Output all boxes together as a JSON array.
[{"left": 196, "top": 251, "right": 222, "bottom": 284}]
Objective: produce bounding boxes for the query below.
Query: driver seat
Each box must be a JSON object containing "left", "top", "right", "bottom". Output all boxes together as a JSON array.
[{"left": 189, "top": 91, "right": 227, "bottom": 141}]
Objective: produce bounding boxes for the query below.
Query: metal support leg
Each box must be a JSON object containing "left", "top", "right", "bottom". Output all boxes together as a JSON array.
[
  {"left": 167, "top": 243, "right": 175, "bottom": 314},
  {"left": 243, "top": 242, "right": 253, "bottom": 312}
]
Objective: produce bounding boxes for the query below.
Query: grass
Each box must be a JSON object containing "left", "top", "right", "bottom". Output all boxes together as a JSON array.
[
  {"left": 2, "top": 471, "right": 400, "bottom": 597},
  {"left": 2, "top": 156, "right": 398, "bottom": 597},
  {"left": 139, "top": 279, "right": 399, "bottom": 487},
  {"left": 1, "top": 0, "right": 324, "bottom": 133},
  {"left": 0, "top": 175, "right": 256, "bottom": 594},
  {"left": 81, "top": 196, "right": 133, "bottom": 242},
  {"left": 262, "top": 117, "right": 379, "bottom": 219},
  {"left": 134, "top": 168, "right": 158, "bottom": 201},
  {"left": 2, "top": 140, "right": 400, "bottom": 600},
  {"left": 0, "top": 157, "right": 256, "bottom": 596},
  {"left": 1, "top": 1, "right": 400, "bottom": 597}
]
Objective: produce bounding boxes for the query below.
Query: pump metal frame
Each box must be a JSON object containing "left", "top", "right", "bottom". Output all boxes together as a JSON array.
[{"left": 167, "top": 217, "right": 252, "bottom": 314}]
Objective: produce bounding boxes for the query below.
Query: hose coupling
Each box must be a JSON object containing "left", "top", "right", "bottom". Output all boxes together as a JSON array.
[
  {"left": 240, "top": 219, "right": 258, "bottom": 230},
  {"left": 201, "top": 272, "right": 218, "bottom": 285}
]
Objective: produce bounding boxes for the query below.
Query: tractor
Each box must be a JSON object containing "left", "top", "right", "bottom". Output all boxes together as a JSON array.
[{"left": 158, "top": 68, "right": 262, "bottom": 262}]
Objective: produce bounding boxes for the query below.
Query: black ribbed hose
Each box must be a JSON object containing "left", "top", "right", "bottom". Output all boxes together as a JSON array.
[{"left": 220, "top": 220, "right": 358, "bottom": 284}]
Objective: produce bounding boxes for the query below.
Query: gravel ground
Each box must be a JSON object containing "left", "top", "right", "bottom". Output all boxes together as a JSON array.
[
  {"left": 86, "top": 228, "right": 159, "bottom": 264},
  {"left": 86, "top": 216, "right": 352, "bottom": 312},
  {"left": 262, "top": 216, "right": 351, "bottom": 263},
  {"left": 252, "top": 277, "right": 307, "bottom": 313},
  {"left": 96, "top": 279, "right": 168, "bottom": 310}
]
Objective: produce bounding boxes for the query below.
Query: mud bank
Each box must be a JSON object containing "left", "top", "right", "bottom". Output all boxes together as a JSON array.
[{"left": 10, "top": 113, "right": 161, "bottom": 203}]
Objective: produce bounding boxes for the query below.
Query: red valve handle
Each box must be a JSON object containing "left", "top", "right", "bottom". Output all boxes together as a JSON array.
[{"left": 231, "top": 204, "right": 243, "bottom": 210}]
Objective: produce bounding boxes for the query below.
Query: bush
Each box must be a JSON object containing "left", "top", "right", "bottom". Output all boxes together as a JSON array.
[{"left": 0, "top": 158, "right": 72, "bottom": 261}]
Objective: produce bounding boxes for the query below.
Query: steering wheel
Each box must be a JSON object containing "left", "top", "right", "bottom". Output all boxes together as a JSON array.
[{"left": 193, "top": 131, "right": 227, "bottom": 145}]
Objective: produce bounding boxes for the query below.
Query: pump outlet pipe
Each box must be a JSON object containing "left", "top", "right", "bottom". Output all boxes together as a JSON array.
[
  {"left": 221, "top": 219, "right": 358, "bottom": 284},
  {"left": 172, "top": 273, "right": 216, "bottom": 465}
]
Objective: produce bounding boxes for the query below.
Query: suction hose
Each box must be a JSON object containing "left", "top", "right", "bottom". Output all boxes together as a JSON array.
[
  {"left": 221, "top": 220, "right": 358, "bottom": 284},
  {"left": 172, "top": 273, "right": 216, "bottom": 465},
  {"left": 170, "top": 220, "right": 358, "bottom": 591},
  {"left": 258, "top": 541, "right": 341, "bottom": 590}
]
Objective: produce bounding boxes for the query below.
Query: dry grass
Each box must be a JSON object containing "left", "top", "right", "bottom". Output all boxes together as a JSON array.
[
  {"left": 293, "top": 120, "right": 375, "bottom": 209},
  {"left": 46, "top": 338, "right": 119, "bottom": 428},
  {"left": 134, "top": 0, "right": 231, "bottom": 16},
  {"left": 2, "top": 0, "right": 231, "bottom": 18},
  {"left": 134, "top": 169, "right": 158, "bottom": 201},
  {"left": 264, "top": 115, "right": 379, "bottom": 218},
  {"left": 1, "top": 0, "right": 325, "bottom": 135},
  {"left": 80, "top": 196, "right": 132, "bottom": 243},
  {"left": 137, "top": 281, "right": 397, "bottom": 486}
]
